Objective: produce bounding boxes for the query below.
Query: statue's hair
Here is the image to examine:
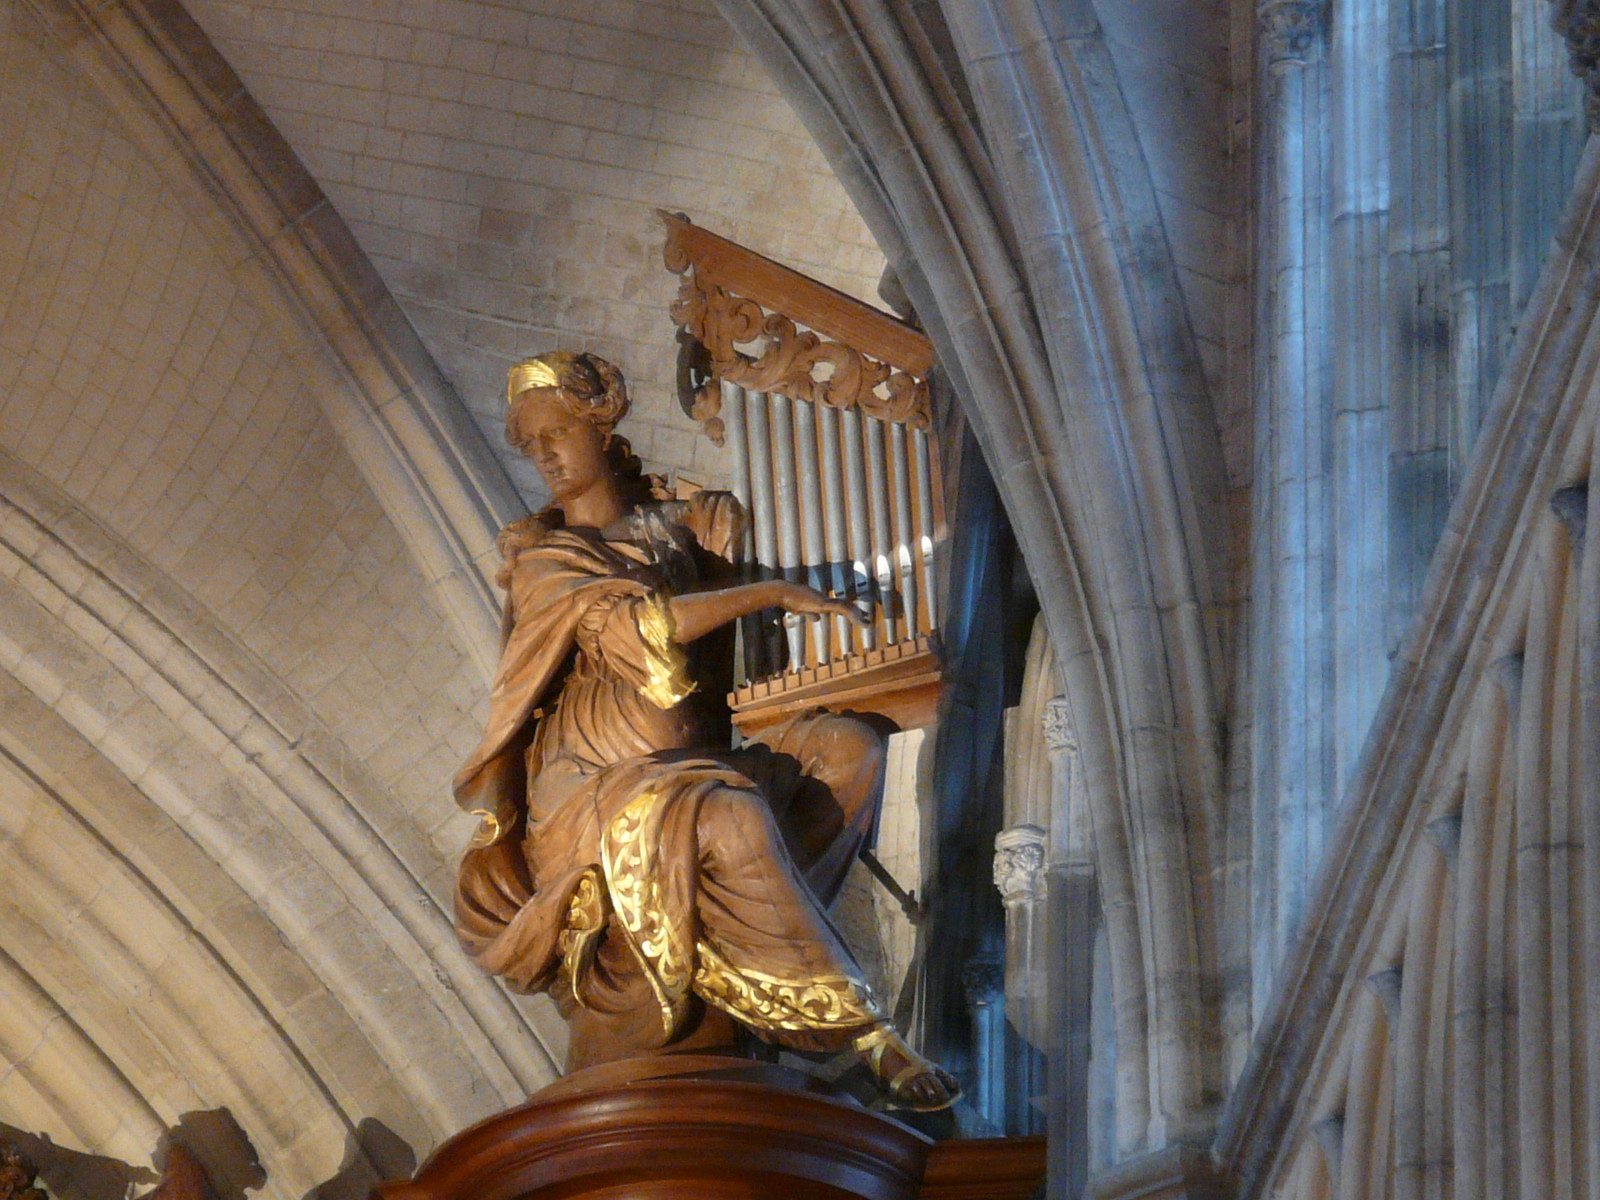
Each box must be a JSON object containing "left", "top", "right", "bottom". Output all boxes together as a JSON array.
[{"left": 505, "top": 350, "right": 630, "bottom": 443}]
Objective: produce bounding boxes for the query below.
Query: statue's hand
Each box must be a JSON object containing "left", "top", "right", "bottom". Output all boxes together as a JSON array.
[{"left": 769, "top": 581, "right": 870, "bottom": 627}]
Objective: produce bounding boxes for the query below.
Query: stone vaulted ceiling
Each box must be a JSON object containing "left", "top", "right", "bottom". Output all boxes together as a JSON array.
[{"left": 182, "top": 0, "right": 888, "bottom": 500}]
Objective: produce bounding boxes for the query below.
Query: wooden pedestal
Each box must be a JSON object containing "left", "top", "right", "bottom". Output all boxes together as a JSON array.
[{"left": 375, "top": 1057, "right": 1045, "bottom": 1200}]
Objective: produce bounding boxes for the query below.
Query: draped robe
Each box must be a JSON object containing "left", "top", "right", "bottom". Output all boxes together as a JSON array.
[{"left": 452, "top": 492, "right": 887, "bottom": 1058}]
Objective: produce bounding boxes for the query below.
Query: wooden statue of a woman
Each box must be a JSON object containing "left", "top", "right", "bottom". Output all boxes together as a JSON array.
[{"left": 453, "top": 351, "right": 958, "bottom": 1110}]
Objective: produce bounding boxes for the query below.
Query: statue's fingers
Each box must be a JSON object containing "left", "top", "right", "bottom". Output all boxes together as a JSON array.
[{"left": 835, "top": 601, "right": 869, "bottom": 626}]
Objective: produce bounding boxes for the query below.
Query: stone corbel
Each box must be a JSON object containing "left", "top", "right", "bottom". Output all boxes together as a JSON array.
[
  {"left": 1553, "top": 0, "right": 1600, "bottom": 129},
  {"left": 1042, "top": 697, "right": 1076, "bottom": 758},
  {"left": 994, "top": 824, "right": 1048, "bottom": 908},
  {"left": 1260, "top": 0, "right": 1327, "bottom": 69}
]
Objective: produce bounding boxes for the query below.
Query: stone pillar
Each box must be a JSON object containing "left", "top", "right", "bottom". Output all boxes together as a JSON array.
[
  {"left": 992, "top": 824, "right": 1049, "bottom": 1137},
  {"left": 1041, "top": 697, "right": 1078, "bottom": 865},
  {"left": 961, "top": 955, "right": 1008, "bottom": 1130},
  {"left": 1251, "top": 0, "right": 1334, "bottom": 1014},
  {"left": 1327, "top": 0, "right": 1391, "bottom": 797},
  {"left": 1030, "top": 697, "right": 1101, "bottom": 1199},
  {"left": 1384, "top": 0, "right": 1456, "bottom": 662},
  {"left": 1514, "top": 3, "right": 1586, "bottom": 309},
  {"left": 994, "top": 823, "right": 1048, "bottom": 1047},
  {"left": 1452, "top": 0, "right": 1585, "bottom": 458}
]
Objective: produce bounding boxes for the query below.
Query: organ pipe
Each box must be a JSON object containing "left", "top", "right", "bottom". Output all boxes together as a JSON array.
[
  {"left": 721, "top": 395, "right": 942, "bottom": 682},
  {"left": 891, "top": 422, "right": 918, "bottom": 641},
  {"left": 865, "top": 416, "right": 895, "bottom": 649},
  {"left": 744, "top": 393, "right": 783, "bottom": 671},
  {"left": 770, "top": 392, "right": 807, "bottom": 670},
  {"left": 843, "top": 409, "right": 876, "bottom": 653},
  {"left": 794, "top": 398, "right": 830, "bottom": 664},
  {"left": 915, "top": 427, "right": 937, "bottom": 631},
  {"left": 819, "top": 405, "right": 852, "bottom": 657},
  {"left": 722, "top": 382, "right": 763, "bottom": 682},
  {"left": 660, "top": 212, "right": 944, "bottom": 734}
]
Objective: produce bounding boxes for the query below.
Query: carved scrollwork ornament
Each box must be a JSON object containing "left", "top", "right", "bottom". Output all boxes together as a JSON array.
[
  {"left": 993, "top": 824, "right": 1048, "bottom": 907},
  {"left": 662, "top": 216, "right": 932, "bottom": 435},
  {"left": 1261, "top": 0, "right": 1327, "bottom": 69},
  {"left": 0, "top": 1149, "right": 45, "bottom": 1200},
  {"left": 673, "top": 329, "right": 723, "bottom": 444}
]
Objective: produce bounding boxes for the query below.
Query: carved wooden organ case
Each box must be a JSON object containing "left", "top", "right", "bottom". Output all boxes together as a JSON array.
[{"left": 661, "top": 213, "right": 945, "bottom": 735}]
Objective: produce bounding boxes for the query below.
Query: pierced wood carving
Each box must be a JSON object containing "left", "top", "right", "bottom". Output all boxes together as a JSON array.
[
  {"left": 0, "top": 1149, "right": 46, "bottom": 1200},
  {"left": 661, "top": 212, "right": 932, "bottom": 442}
]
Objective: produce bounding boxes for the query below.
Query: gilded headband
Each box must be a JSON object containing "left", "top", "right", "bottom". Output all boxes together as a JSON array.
[{"left": 506, "top": 357, "right": 561, "bottom": 406}]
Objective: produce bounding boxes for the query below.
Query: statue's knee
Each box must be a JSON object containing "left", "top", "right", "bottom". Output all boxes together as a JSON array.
[
  {"left": 818, "top": 715, "right": 885, "bottom": 775},
  {"left": 699, "top": 785, "right": 773, "bottom": 839}
]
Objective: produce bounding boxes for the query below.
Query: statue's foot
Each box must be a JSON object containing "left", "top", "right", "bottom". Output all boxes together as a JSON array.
[{"left": 852, "top": 1024, "right": 962, "bottom": 1112}]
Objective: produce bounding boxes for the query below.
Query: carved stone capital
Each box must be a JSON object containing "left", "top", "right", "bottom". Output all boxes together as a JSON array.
[
  {"left": 1042, "top": 697, "right": 1075, "bottom": 756},
  {"left": 1260, "top": 0, "right": 1326, "bottom": 69},
  {"left": 1554, "top": 1, "right": 1600, "bottom": 129},
  {"left": 994, "top": 824, "right": 1048, "bottom": 907}
]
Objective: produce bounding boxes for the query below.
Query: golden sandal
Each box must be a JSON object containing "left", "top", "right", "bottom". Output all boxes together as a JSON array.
[{"left": 852, "top": 1024, "right": 962, "bottom": 1112}]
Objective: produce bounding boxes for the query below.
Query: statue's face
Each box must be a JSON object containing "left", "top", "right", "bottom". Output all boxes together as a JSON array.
[{"left": 513, "top": 387, "right": 611, "bottom": 505}]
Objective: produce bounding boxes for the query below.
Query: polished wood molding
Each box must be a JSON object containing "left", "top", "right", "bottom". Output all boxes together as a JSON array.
[
  {"left": 920, "top": 1137, "right": 1047, "bottom": 1199},
  {"left": 730, "top": 637, "right": 944, "bottom": 734},
  {"left": 377, "top": 1072, "right": 928, "bottom": 1200},
  {"left": 375, "top": 1060, "right": 1048, "bottom": 1200}
]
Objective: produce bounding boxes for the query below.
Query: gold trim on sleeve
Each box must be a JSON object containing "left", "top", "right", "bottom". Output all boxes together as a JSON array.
[
  {"left": 467, "top": 807, "right": 503, "bottom": 849},
  {"left": 636, "top": 593, "right": 696, "bottom": 708}
]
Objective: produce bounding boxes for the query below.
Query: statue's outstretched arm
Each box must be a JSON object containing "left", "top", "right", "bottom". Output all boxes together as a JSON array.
[{"left": 667, "top": 579, "right": 864, "bottom": 645}]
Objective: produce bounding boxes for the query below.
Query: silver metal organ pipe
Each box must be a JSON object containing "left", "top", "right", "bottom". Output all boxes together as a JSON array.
[
  {"left": 722, "top": 382, "right": 761, "bottom": 682},
  {"left": 745, "top": 392, "right": 782, "bottom": 673},
  {"left": 841, "top": 409, "right": 876, "bottom": 651},
  {"left": 818, "top": 405, "right": 851, "bottom": 659},
  {"left": 794, "top": 398, "right": 830, "bottom": 665},
  {"left": 890, "top": 422, "right": 919, "bottom": 640},
  {"left": 865, "top": 416, "right": 896, "bottom": 647},
  {"left": 770, "top": 392, "right": 807, "bottom": 670},
  {"left": 913, "top": 426, "right": 938, "bottom": 632}
]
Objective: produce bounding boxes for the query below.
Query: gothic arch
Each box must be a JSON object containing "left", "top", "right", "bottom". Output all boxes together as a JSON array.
[
  {"left": 715, "top": 0, "right": 1233, "bottom": 1143},
  {"left": 0, "top": 452, "right": 564, "bottom": 1190}
]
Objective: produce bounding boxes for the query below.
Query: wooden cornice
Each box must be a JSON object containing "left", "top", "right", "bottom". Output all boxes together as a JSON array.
[
  {"left": 660, "top": 211, "right": 932, "bottom": 376},
  {"left": 660, "top": 211, "right": 934, "bottom": 433}
]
